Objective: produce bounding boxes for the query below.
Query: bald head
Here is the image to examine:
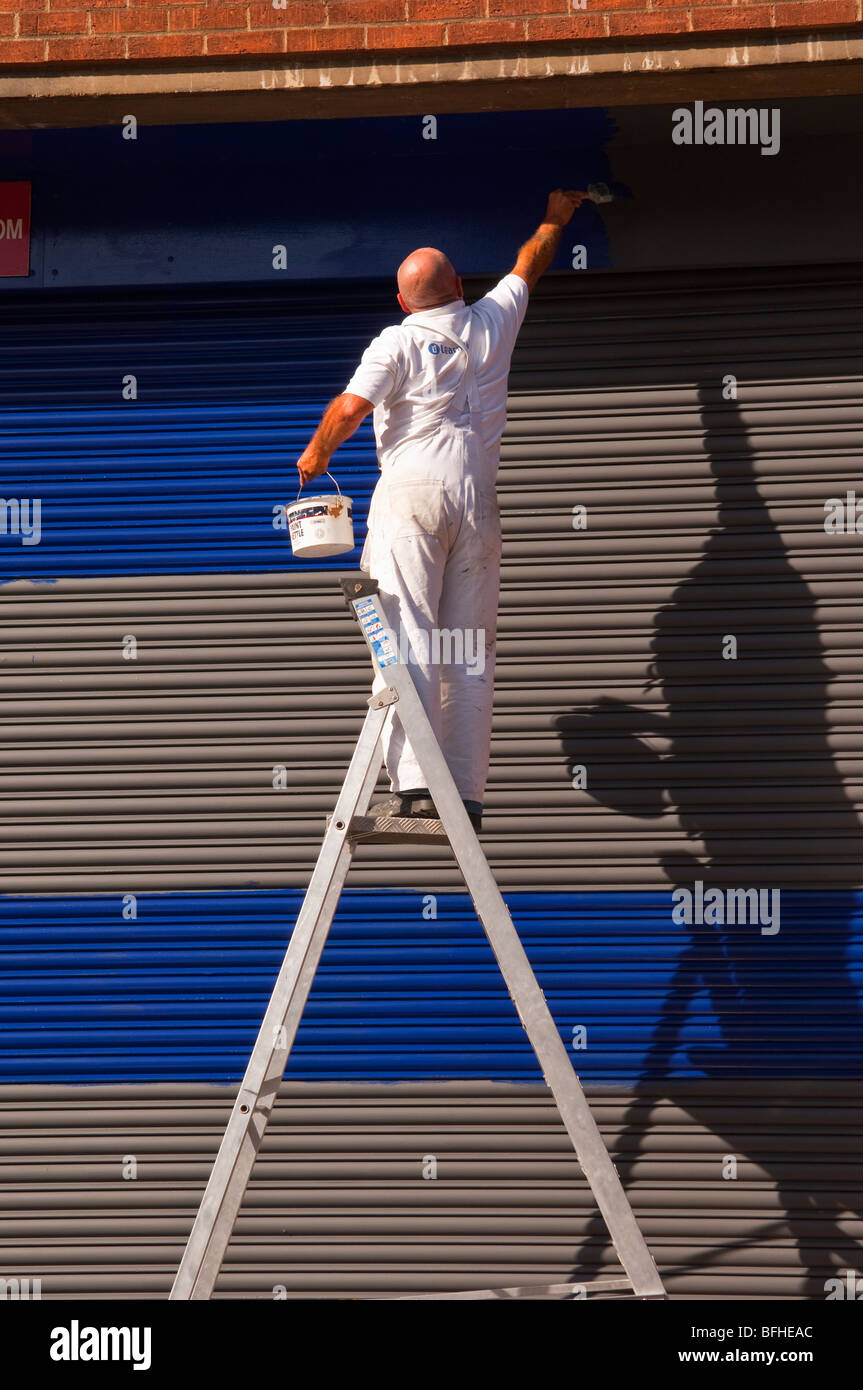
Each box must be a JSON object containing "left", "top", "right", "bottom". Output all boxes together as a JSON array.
[{"left": 397, "top": 247, "right": 461, "bottom": 313}]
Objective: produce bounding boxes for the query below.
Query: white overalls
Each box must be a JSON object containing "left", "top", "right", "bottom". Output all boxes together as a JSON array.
[{"left": 345, "top": 274, "right": 529, "bottom": 809}]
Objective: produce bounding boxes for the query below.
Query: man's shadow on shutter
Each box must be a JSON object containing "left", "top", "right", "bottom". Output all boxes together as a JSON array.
[{"left": 554, "top": 379, "right": 863, "bottom": 1298}]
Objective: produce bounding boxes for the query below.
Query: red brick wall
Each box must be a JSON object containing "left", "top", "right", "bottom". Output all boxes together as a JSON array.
[{"left": 1, "top": 1, "right": 860, "bottom": 67}]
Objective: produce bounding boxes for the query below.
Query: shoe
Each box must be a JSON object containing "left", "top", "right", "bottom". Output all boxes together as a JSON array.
[{"left": 370, "top": 793, "right": 440, "bottom": 821}]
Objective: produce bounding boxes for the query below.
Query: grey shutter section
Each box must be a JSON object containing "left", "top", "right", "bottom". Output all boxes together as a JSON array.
[
  {"left": 1, "top": 262, "right": 862, "bottom": 891},
  {"left": 1, "top": 1080, "right": 860, "bottom": 1299}
]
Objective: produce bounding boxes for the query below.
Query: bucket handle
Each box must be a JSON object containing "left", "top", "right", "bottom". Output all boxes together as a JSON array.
[{"left": 296, "top": 471, "right": 343, "bottom": 503}]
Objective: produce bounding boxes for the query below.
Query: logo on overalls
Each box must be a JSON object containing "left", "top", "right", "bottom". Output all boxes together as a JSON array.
[{"left": 428, "top": 342, "right": 457, "bottom": 356}]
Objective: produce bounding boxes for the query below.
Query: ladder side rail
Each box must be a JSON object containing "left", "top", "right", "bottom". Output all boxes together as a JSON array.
[
  {"left": 170, "top": 704, "right": 387, "bottom": 1300},
  {"left": 362, "top": 590, "right": 666, "bottom": 1299}
]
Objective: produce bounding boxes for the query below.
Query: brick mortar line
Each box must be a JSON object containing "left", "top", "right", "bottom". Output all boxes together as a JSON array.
[
  {"left": 20, "top": 1, "right": 857, "bottom": 10},
  {"left": 23, "top": 25, "right": 863, "bottom": 40}
]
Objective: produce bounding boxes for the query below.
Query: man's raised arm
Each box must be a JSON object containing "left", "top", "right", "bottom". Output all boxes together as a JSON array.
[{"left": 511, "top": 188, "right": 588, "bottom": 293}]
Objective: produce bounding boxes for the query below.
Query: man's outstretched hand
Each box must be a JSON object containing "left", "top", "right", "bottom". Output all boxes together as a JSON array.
[
  {"left": 544, "top": 188, "right": 589, "bottom": 227},
  {"left": 511, "top": 188, "right": 590, "bottom": 293}
]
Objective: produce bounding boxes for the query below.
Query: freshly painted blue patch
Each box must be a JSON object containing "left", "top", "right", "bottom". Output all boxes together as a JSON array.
[
  {"left": 0, "top": 890, "right": 860, "bottom": 1084},
  {"left": 0, "top": 110, "right": 616, "bottom": 292}
]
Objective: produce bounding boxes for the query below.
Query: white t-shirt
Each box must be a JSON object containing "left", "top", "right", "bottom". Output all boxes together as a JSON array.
[{"left": 344, "top": 272, "right": 529, "bottom": 472}]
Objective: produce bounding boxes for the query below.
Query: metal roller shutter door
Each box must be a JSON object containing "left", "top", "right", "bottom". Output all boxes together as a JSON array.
[
  {"left": 2, "top": 264, "right": 862, "bottom": 1299},
  {"left": 1, "top": 262, "right": 862, "bottom": 892}
]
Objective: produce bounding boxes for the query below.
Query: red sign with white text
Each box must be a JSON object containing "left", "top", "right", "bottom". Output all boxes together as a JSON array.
[{"left": 0, "top": 182, "right": 31, "bottom": 277}]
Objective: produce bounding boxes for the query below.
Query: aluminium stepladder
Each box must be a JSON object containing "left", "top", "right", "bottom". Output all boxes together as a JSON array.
[{"left": 170, "top": 576, "right": 666, "bottom": 1301}]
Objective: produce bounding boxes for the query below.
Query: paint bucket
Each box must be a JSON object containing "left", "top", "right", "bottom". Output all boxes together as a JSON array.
[{"left": 285, "top": 473, "right": 355, "bottom": 558}]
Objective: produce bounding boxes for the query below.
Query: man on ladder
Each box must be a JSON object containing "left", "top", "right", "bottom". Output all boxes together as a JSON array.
[
  {"left": 169, "top": 189, "right": 666, "bottom": 1301},
  {"left": 297, "top": 189, "right": 587, "bottom": 831}
]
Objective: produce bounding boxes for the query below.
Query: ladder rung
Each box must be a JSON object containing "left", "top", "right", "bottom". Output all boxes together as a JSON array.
[{"left": 331, "top": 813, "right": 449, "bottom": 845}]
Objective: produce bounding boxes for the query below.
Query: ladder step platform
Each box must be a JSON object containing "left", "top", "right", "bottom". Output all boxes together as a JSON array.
[{"left": 328, "top": 811, "right": 449, "bottom": 845}]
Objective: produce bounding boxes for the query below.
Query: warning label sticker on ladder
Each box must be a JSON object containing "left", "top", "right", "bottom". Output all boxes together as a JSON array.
[{"left": 355, "top": 596, "right": 398, "bottom": 668}]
